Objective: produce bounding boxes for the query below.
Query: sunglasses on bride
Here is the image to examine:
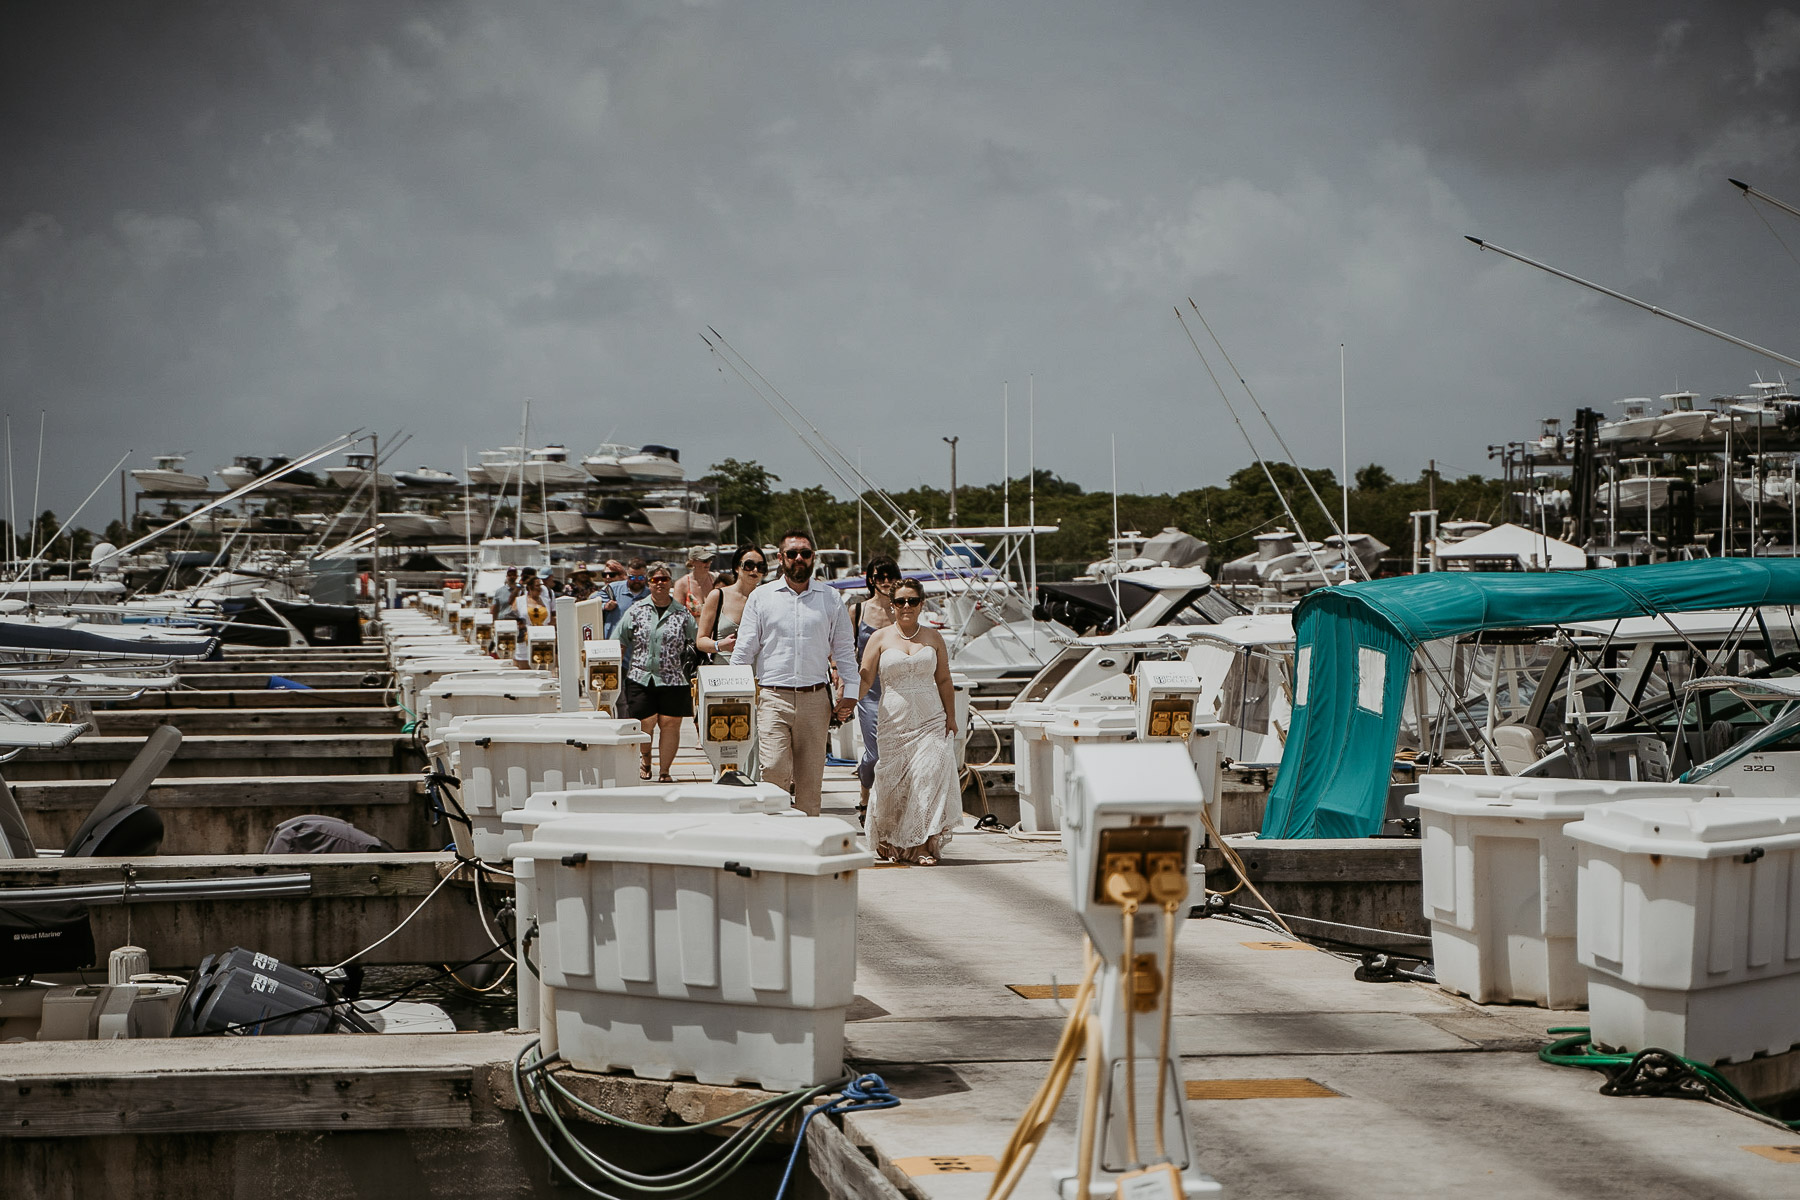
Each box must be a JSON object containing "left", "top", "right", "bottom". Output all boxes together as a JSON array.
[{"left": 893, "top": 597, "right": 924, "bottom": 607}]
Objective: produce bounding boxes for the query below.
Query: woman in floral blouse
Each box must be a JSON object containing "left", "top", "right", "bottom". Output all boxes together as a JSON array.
[{"left": 617, "top": 561, "right": 699, "bottom": 781}]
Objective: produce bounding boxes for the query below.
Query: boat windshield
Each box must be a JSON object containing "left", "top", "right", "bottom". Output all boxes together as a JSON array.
[{"left": 1685, "top": 700, "right": 1800, "bottom": 784}]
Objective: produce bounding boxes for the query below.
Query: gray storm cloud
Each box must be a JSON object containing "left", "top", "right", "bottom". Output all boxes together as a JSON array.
[{"left": 4, "top": 2, "right": 1800, "bottom": 521}]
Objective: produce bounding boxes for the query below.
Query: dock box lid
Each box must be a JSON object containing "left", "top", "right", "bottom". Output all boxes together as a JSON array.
[
  {"left": 422, "top": 673, "right": 559, "bottom": 700},
  {"left": 1414, "top": 777, "right": 1728, "bottom": 821},
  {"left": 401, "top": 656, "right": 508, "bottom": 673},
  {"left": 513, "top": 811, "right": 874, "bottom": 876},
  {"left": 1565, "top": 796, "right": 1800, "bottom": 859},
  {"left": 504, "top": 782, "right": 792, "bottom": 827},
  {"left": 444, "top": 712, "right": 650, "bottom": 746}
]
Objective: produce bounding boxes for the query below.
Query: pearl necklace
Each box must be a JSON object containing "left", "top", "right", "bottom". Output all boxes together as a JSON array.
[{"left": 897, "top": 621, "right": 923, "bottom": 642}]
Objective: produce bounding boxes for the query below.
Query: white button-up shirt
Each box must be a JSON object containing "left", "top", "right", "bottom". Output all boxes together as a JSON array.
[{"left": 731, "top": 576, "right": 861, "bottom": 692}]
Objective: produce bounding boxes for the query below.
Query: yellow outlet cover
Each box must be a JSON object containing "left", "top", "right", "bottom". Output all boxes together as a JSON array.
[
  {"left": 1186, "top": 1078, "right": 1341, "bottom": 1100},
  {"left": 1744, "top": 1145, "right": 1800, "bottom": 1162},
  {"left": 893, "top": 1155, "right": 999, "bottom": 1176},
  {"left": 1240, "top": 941, "right": 1315, "bottom": 951}
]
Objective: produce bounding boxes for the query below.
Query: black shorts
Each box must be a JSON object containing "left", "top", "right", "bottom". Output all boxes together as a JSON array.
[{"left": 621, "top": 678, "right": 694, "bottom": 719}]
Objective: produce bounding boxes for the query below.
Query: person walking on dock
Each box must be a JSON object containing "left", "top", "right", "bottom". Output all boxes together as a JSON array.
[
  {"left": 851, "top": 555, "right": 901, "bottom": 827},
  {"left": 512, "top": 571, "right": 553, "bottom": 667},
  {"left": 618, "top": 562, "right": 699, "bottom": 782},
  {"left": 601, "top": 558, "right": 650, "bottom": 637},
  {"left": 672, "top": 549, "right": 716, "bottom": 617},
  {"left": 855, "top": 578, "right": 958, "bottom": 863},
  {"left": 731, "top": 530, "right": 857, "bottom": 816}
]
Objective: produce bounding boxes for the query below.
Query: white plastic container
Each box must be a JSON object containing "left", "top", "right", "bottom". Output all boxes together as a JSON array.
[
  {"left": 1414, "top": 777, "right": 1727, "bottom": 1009},
  {"left": 1008, "top": 704, "right": 1059, "bottom": 833},
  {"left": 505, "top": 781, "right": 792, "bottom": 837},
  {"left": 443, "top": 713, "right": 650, "bottom": 859},
  {"left": 419, "top": 671, "right": 559, "bottom": 744},
  {"left": 1044, "top": 708, "right": 1138, "bottom": 833},
  {"left": 1567, "top": 795, "right": 1800, "bottom": 1063},
  {"left": 397, "top": 655, "right": 512, "bottom": 716},
  {"left": 515, "top": 810, "right": 873, "bottom": 1089}
]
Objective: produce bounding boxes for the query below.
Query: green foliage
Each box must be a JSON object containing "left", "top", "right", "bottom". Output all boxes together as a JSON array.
[{"left": 702, "top": 457, "right": 1506, "bottom": 573}]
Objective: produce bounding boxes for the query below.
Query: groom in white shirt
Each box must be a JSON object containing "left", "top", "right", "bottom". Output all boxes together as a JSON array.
[{"left": 730, "top": 530, "right": 859, "bottom": 816}]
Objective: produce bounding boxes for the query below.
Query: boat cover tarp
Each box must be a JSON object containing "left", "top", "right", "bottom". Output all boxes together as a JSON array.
[
  {"left": 0, "top": 620, "right": 218, "bottom": 660},
  {"left": 1140, "top": 526, "right": 1209, "bottom": 569},
  {"left": 1263, "top": 558, "right": 1800, "bottom": 839}
]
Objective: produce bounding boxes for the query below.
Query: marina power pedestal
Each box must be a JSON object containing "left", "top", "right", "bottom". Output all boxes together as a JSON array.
[
  {"left": 494, "top": 619, "right": 518, "bottom": 661},
  {"left": 583, "top": 640, "right": 623, "bottom": 714},
  {"left": 527, "top": 623, "right": 557, "bottom": 671},
  {"left": 1057, "top": 742, "right": 1222, "bottom": 1199},
  {"left": 696, "top": 665, "right": 757, "bottom": 782}
]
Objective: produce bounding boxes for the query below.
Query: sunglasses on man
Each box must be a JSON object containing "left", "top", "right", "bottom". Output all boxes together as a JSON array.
[
  {"left": 782, "top": 548, "right": 814, "bottom": 560},
  {"left": 627, "top": 575, "right": 647, "bottom": 585}
]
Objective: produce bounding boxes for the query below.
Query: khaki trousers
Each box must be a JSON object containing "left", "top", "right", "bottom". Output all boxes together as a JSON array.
[{"left": 756, "top": 687, "right": 831, "bottom": 816}]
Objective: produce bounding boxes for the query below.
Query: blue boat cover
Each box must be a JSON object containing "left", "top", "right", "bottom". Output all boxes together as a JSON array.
[{"left": 1263, "top": 558, "right": 1800, "bottom": 838}]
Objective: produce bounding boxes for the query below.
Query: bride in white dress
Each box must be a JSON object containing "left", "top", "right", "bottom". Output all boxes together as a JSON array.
[{"left": 854, "top": 579, "right": 960, "bottom": 864}]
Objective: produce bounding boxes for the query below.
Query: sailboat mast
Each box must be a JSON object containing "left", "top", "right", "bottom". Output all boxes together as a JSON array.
[
  {"left": 515, "top": 397, "right": 530, "bottom": 539},
  {"left": 1002, "top": 381, "right": 1010, "bottom": 531},
  {"left": 1340, "top": 343, "right": 1350, "bottom": 579}
]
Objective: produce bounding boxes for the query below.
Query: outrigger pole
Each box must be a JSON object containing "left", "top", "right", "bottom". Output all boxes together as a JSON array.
[{"left": 1465, "top": 236, "right": 1800, "bottom": 371}]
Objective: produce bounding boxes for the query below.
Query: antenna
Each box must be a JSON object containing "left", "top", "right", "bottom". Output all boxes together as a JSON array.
[{"left": 1110, "top": 433, "right": 1122, "bottom": 629}]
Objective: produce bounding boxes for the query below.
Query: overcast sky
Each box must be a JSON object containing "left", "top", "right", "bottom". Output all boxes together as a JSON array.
[{"left": 5, "top": 2, "right": 1800, "bottom": 525}]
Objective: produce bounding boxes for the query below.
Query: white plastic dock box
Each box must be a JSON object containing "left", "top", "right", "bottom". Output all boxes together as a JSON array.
[
  {"left": 1008, "top": 705, "right": 1057, "bottom": 833},
  {"left": 518, "top": 811, "right": 874, "bottom": 1089},
  {"left": 1044, "top": 708, "right": 1138, "bottom": 833},
  {"left": 1566, "top": 796, "right": 1800, "bottom": 1063},
  {"left": 398, "top": 655, "right": 511, "bottom": 715},
  {"left": 419, "top": 671, "right": 558, "bottom": 744},
  {"left": 504, "top": 782, "right": 792, "bottom": 835},
  {"left": 443, "top": 713, "right": 650, "bottom": 859},
  {"left": 1415, "top": 777, "right": 1727, "bottom": 1009}
]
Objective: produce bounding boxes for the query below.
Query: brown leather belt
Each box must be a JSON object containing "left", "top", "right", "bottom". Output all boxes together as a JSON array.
[{"left": 763, "top": 682, "right": 830, "bottom": 692}]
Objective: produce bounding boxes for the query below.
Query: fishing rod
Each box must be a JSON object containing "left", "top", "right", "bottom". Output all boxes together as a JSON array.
[
  {"left": 1465, "top": 236, "right": 1800, "bottom": 371},
  {"left": 1188, "top": 299, "right": 1370, "bottom": 581},
  {"left": 1173, "top": 307, "right": 1334, "bottom": 582},
  {"left": 1729, "top": 178, "right": 1800, "bottom": 274}
]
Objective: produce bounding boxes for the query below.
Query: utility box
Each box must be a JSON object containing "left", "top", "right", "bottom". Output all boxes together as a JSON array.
[
  {"left": 493, "top": 619, "right": 518, "bottom": 661},
  {"left": 527, "top": 623, "right": 557, "bottom": 670},
  {"left": 1567, "top": 795, "right": 1800, "bottom": 1063},
  {"left": 442, "top": 713, "right": 650, "bottom": 860},
  {"left": 583, "top": 640, "right": 623, "bottom": 713},
  {"left": 1416, "top": 777, "right": 1728, "bottom": 1010},
  {"left": 696, "top": 665, "right": 757, "bottom": 779},
  {"left": 1134, "top": 663, "right": 1203, "bottom": 742},
  {"left": 419, "top": 672, "right": 558, "bottom": 744},
  {"left": 516, "top": 810, "right": 873, "bottom": 1090}
]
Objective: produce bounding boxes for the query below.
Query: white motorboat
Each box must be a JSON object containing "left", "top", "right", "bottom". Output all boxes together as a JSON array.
[
  {"left": 1597, "top": 398, "right": 1659, "bottom": 444},
  {"left": 1604, "top": 459, "right": 1676, "bottom": 513},
  {"left": 376, "top": 510, "right": 450, "bottom": 540},
  {"left": 471, "top": 445, "right": 591, "bottom": 490},
  {"left": 470, "top": 537, "right": 552, "bottom": 601},
  {"left": 326, "top": 452, "right": 397, "bottom": 491},
  {"left": 1652, "top": 392, "right": 1711, "bottom": 441},
  {"left": 394, "top": 466, "right": 460, "bottom": 488},
  {"left": 638, "top": 490, "right": 716, "bottom": 537},
  {"left": 620, "top": 444, "right": 684, "bottom": 484},
  {"left": 131, "top": 454, "right": 210, "bottom": 495},
  {"left": 581, "top": 442, "right": 635, "bottom": 481},
  {"left": 520, "top": 510, "right": 587, "bottom": 537},
  {"left": 215, "top": 455, "right": 264, "bottom": 491}
]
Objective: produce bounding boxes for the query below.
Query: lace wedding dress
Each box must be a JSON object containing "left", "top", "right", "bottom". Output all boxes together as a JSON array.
[{"left": 869, "top": 643, "right": 959, "bottom": 863}]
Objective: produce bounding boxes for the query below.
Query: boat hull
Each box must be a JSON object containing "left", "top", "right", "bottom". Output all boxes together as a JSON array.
[{"left": 131, "top": 470, "right": 210, "bottom": 494}]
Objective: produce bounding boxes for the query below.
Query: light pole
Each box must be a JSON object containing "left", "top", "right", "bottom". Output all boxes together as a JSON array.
[{"left": 942, "top": 436, "right": 959, "bottom": 525}]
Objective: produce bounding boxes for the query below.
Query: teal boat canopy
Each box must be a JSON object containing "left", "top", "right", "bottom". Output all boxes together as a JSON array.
[{"left": 1262, "top": 558, "right": 1800, "bottom": 838}]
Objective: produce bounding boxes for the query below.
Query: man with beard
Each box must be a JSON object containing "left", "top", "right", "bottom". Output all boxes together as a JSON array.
[{"left": 731, "top": 530, "right": 858, "bottom": 815}]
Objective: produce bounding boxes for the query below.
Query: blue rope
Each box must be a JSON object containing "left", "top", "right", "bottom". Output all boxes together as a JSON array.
[{"left": 773, "top": 1073, "right": 900, "bottom": 1200}]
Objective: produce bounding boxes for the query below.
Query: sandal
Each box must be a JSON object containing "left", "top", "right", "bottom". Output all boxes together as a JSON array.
[
  {"left": 658, "top": 773, "right": 675, "bottom": 783},
  {"left": 639, "top": 763, "right": 652, "bottom": 780}
]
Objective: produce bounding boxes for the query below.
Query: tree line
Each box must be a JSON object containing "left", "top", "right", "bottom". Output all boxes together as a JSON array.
[{"left": 704, "top": 458, "right": 1509, "bottom": 571}]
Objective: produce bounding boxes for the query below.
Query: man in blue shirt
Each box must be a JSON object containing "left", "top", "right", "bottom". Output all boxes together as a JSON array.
[{"left": 601, "top": 558, "right": 651, "bottom": 637}]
